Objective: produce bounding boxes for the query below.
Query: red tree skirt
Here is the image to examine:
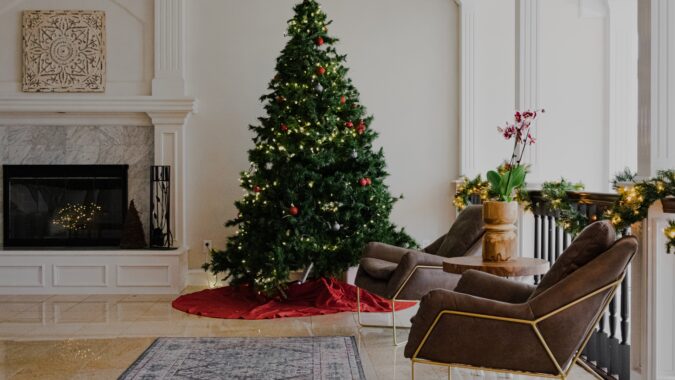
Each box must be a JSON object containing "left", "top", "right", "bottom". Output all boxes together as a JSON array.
[{"left": 172, "top": 277, "right": 415, "bottom": 320}]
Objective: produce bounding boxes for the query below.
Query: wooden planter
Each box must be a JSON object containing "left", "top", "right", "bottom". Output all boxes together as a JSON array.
[{"left": 482, "top": 201, "right": 518, "bottom": 262}]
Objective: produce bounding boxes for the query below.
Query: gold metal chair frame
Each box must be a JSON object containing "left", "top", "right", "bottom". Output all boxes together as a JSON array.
[
  {"left": 410, "top": 274, "right": 625, "bottom": 380},
  {"left": 356, "top": 265, "right": 443, "bottom": 346}
]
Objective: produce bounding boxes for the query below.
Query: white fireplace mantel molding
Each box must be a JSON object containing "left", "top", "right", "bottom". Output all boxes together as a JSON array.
[
  {"left": 0, "top": 96, "right": 196, "bottom": 125},
  {"left": 0, "top": 96, "right": 196, "bottom": 114},
  {"left": 0, "top": 96, "right": 196, "bottom": 295},
  {"left": 0, "top": 0, "right": 195, "bottom": 294}
]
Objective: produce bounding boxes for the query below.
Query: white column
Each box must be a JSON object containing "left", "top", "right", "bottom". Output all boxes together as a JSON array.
[
  {"left": 636, "top": 0, "right": 675, "bottom": 378},
  {"left": 152, "top": 0, "right": 186, "bottom": 97},
  {"left": 638, "top": 202, "right": 675, "bottom": 380},
  {"left": 640, "top": 0, "right": 675, "bottom": 177},
  {"left": 148, "top": 112, "right": 189, "bottom": 249},
  {"left": 457, "top": 0, "right": 478, "bottom": 177}
]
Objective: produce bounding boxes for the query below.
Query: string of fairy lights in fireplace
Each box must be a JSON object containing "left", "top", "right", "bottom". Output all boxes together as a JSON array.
[{"left": 51, "top": 202, "right": 102, "bottom": 231}]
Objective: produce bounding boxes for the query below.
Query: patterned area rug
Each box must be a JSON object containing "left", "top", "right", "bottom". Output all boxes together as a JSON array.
[{"left": 119, "top": 336, "right": 366, "bottom": 380}]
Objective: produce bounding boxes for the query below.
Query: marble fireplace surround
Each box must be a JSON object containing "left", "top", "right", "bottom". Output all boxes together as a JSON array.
[
  {"left": 0, "top": 125, "right": 155, "bottom": 243},
  {"left": 0, "top": 96, "right": 196, "bottom": 294}
]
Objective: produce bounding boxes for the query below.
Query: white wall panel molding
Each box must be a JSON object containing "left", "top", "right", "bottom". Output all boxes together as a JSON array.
[
  {"left": 515, "top": 0, "right": 542, "bottom": 181},
  {"left": 0, "top": 249, "right": 187, "bottom": 294},
  {"left": 606, "top": 0, "right": 638, "bottom": 183},
  {"left": 0, "top": 266, "right": 43, "bottom": 287},
  {"left": 456, "top": 0, "right": 477, "bottom": 176},
  {"left": 152, "top": 0, "right": 186, "bottom": 96},
  {"left": 53, "top": 266, "right": 108, "bottom": 287},
  {"left": 117, "top": 265, "right": 171, "bottom": 287}
]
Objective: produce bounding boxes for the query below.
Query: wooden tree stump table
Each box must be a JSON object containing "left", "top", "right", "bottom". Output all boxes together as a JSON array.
[{"left": 443, "top": 256, "right": 549, "bottom": 278}]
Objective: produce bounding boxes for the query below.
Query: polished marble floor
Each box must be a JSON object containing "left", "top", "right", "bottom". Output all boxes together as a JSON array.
[{"left": 0, "top": 288, "right": 595, "bottom": 379}]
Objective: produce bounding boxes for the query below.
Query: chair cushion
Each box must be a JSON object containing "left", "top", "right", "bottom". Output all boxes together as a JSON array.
[
  {"left": 360, "top": 257, "right": 398, "bottom": 280},
  {"left": 529, "top": 220, "right": 616, "bottom": 300},
  {"left": 435, "top": 205, "right": 484, "bottom": 258}
]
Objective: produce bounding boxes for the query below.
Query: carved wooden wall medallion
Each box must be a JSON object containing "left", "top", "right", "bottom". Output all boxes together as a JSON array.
[{"left": 22, "top": 10, "right": 106, "bottom": 93}]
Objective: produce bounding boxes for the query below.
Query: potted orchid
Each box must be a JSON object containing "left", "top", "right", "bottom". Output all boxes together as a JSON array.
[{"left": 482, "top": 109, "right": 544, "bottom": 262}]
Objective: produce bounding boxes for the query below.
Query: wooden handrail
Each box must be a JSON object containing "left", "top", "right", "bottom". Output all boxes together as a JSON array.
[{"left": 527, "top": 190, "right": 619, "bottom": 206}]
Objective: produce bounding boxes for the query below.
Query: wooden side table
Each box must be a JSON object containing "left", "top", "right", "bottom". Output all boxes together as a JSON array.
[{"left": 443, "top": 256, "right": 549, "bottom": 278}]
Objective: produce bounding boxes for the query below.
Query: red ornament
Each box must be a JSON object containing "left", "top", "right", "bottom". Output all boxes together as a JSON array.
[
  {"left": 366, "top": 178, "right": 372, "bottom": 185},
  {"left": 280, "top": 124, "right": 289, "bottom": 132},
  {"left": 289, "top": 206, "right": 299, "bottom": 216},
  {"left": 340, "top": 96, "right": 346, "bottom": 104},
  {"left": 315, "top": 37, "right": 324, "bottom": 46},
  {"left": 359, "top": 178, "right": 369, "bottom": 187},
  {"left": 253, "top": 186, "right": 261, "bottom": 193},
  {"left": 344, "top": 121, "right": 354, "bottom": 129},
  {"left": 357, "top": 124, "right": 366, "bottom": 135},
  {"left": 316, "top": 66, "right": 326, "bottom": 76}
]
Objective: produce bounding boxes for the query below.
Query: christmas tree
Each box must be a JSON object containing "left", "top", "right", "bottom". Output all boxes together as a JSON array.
[{"left": 203, "top": 0, "right": 416, "bottom": 294}]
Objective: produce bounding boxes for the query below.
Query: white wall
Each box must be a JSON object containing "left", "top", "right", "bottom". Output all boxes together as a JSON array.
[
  {"left": 0, "top": 0, "right": 153, "bottom": 96},
  {"left": 185, "top": 0, "right": 460, "bottom": 268},
  {"left": 467, "top": 0, "right": 636, "bottom": 193}
]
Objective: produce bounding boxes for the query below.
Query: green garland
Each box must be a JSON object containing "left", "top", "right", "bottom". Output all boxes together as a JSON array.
[
  {"left": 455, "top": 164, "right": 530, "bottom": 210},
  {"left": 605, "top": 170, "right": 675, "bottom": 229},
  {"left": 667, "top": 220, "right": 675, "bottom": 253},
  {"left": 534, "top": 179, "right": 587, "bottom": 235},
  {"left": 454, "top": 169, "right": 675, "bottom": 253},
  {"left": 454, "top": 174, "right": 491, "bottom": 210}
]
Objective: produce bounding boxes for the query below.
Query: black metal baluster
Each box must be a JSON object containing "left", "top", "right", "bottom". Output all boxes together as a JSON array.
[
  {"left": 527, "top": 190, "right": 627, "bottom": 380},
  {"left": 534, "top": 207, "right": 540, "bottom": 285}
]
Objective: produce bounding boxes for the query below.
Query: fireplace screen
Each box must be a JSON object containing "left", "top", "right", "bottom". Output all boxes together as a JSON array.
[{"left": 3, "top": 165, "right": 128, "bottom": 247}]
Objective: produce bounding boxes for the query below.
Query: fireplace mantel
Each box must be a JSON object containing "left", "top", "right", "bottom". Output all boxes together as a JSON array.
[
  {"left": 0, "top": 1, "right": 195, "bottom": 294},
  {"left": 0, "top": 96, "right": 197, "bottom": 126},
  {"left": 0, "top": 96, "right": 196, "bottom": 294}
]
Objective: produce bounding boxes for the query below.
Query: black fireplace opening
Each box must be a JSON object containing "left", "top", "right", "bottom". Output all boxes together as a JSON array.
[{"left": 3, "top": 165, "right": 128, "bottom": 248}]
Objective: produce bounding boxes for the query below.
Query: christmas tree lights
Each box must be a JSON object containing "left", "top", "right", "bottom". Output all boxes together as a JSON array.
[{"left": 203, "top": 0, "right": 415, "bottom": 294}]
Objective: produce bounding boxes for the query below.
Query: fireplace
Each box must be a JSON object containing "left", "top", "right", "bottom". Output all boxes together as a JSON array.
[{"left": 2, "top": 165, "right": 128, "bottom": 248}]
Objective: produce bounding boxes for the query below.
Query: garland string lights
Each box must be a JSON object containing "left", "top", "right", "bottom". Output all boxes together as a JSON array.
[{"left": 454, "top": 169, "right": 675, "bottom": 253}]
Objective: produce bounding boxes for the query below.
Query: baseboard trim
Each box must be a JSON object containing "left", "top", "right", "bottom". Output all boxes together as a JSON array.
[{"left": 187, "top": 269, "right": 211, "bottom": 287}]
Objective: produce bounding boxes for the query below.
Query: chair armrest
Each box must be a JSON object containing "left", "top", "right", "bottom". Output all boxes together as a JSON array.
[
  {"left": 404, "top": 289, "right": 549, "bottom": 372},
  {"left": 385, "top": 250, "right": 446, "bottom": 295},
  {"left": 454, "top": 270, "right": 536, "bottom": 303},
  {"left": 362, "top": 242, "right": 416, "bottom": 263}
]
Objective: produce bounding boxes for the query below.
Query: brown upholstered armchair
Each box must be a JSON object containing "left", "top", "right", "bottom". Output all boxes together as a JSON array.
[
  {"left": 403, "top": 221, "right": 637, "bottom": 379},
  {"left": 354, "top": 205, "right": 484, "bottom": 345}
]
